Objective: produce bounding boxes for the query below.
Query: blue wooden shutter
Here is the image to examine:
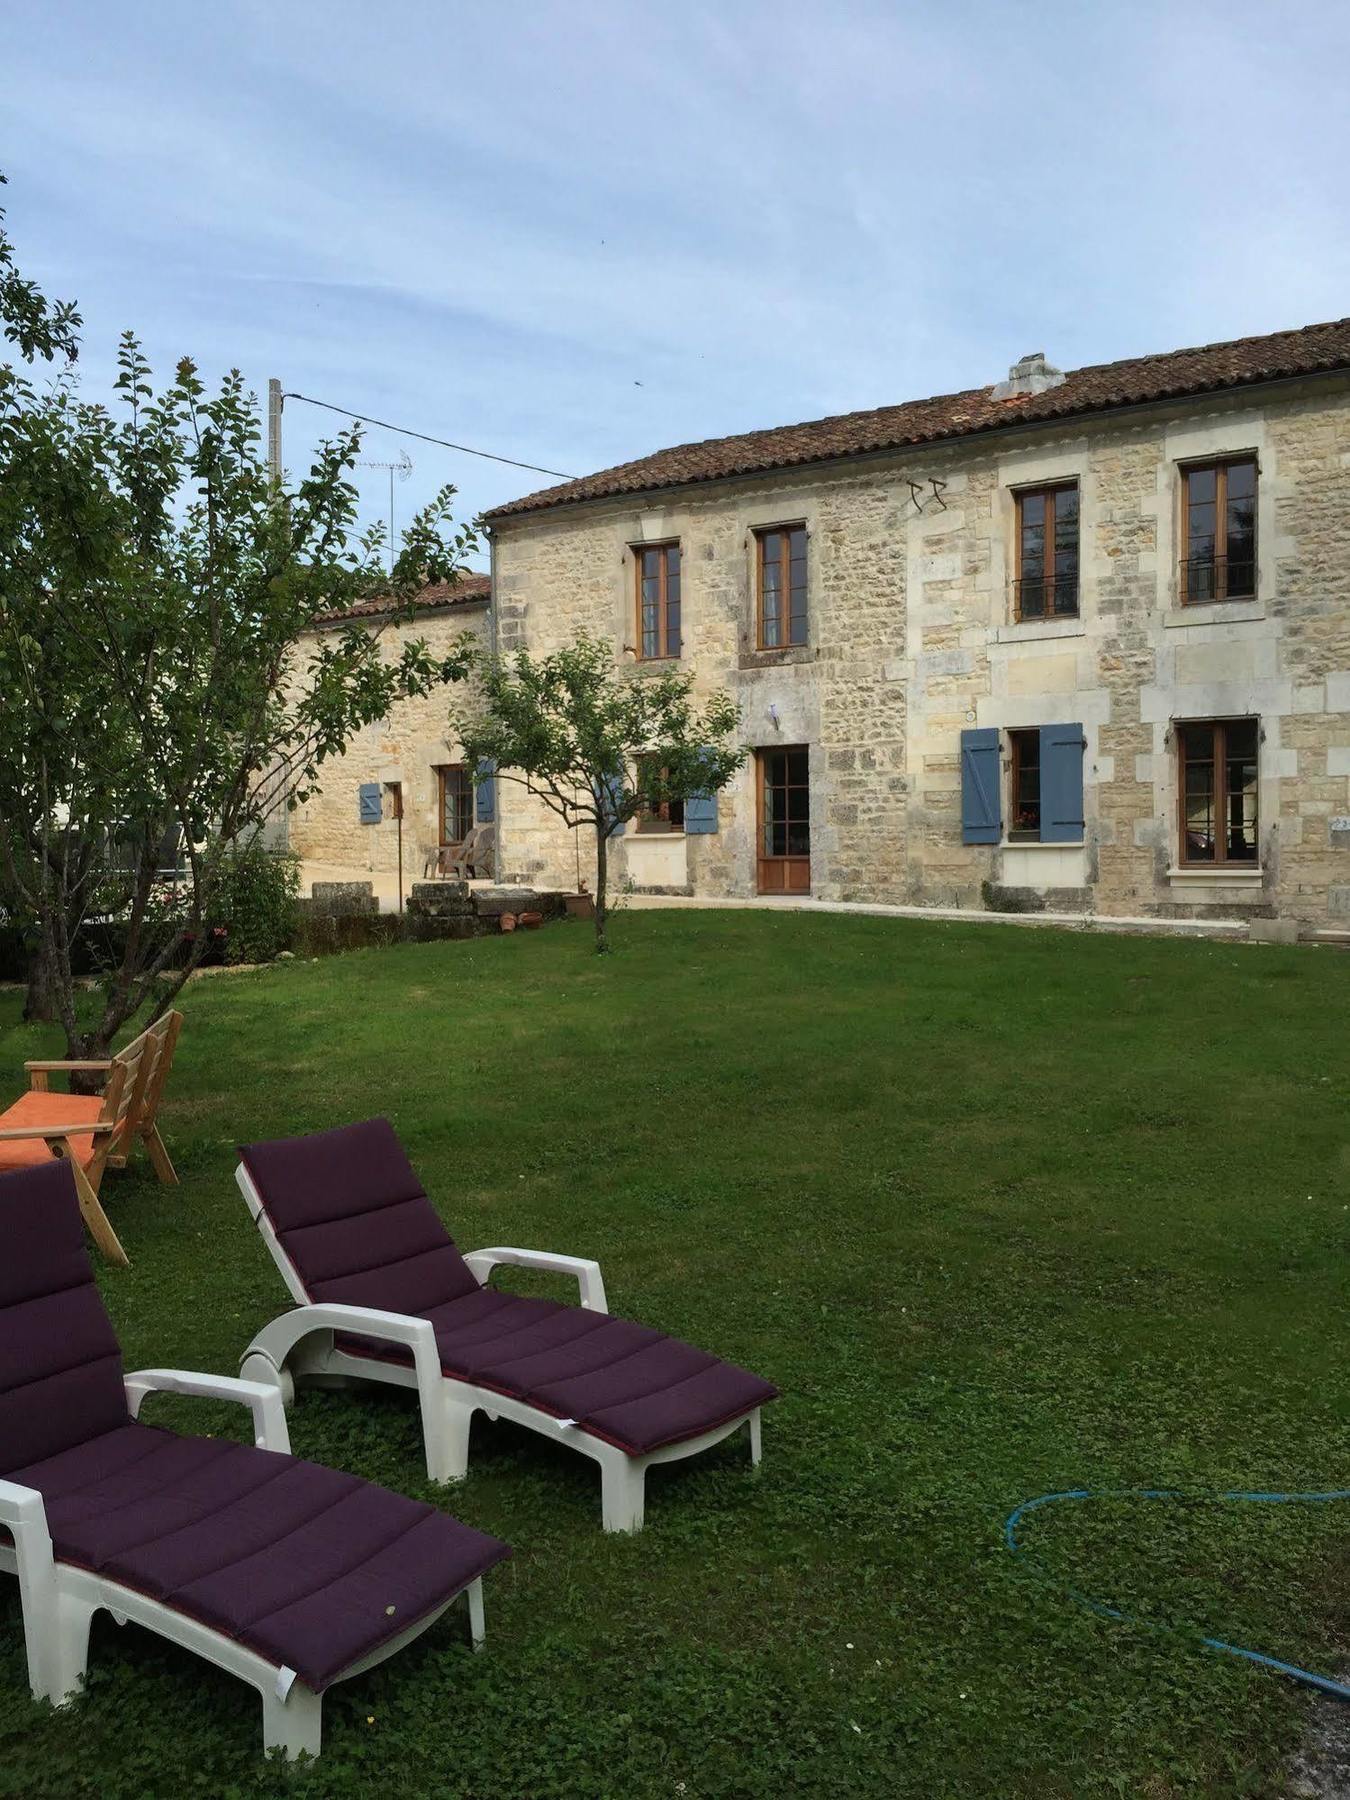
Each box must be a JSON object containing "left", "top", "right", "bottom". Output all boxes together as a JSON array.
[
  {"left": 960, "top": 729, "right": 1001, "bottom": 844},
  {"left": 684, "top": 790, "right": 718, "bottom": 834},
  {"left": 1039, "top": 722, "right": 1085, "bottom": 843},
  {"left": 358, "top": 782, "right": 382, "bottom": 824},
  {"left": 684, "top": 747, "right": 719, "bottom": 834},
  {"left": 600, "top": 768, "right": 626, "bottom": 837},
  {"left": 475, "top": 758, "right": 496, "bottom": 824}
]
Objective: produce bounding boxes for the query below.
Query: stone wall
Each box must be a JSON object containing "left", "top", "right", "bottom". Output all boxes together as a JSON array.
[
  {"left": 285, "top": 600, "right": 492, "bottom": 882},
  {"left": 489, "top": 375, "right": 1350, "bottom": 929}
]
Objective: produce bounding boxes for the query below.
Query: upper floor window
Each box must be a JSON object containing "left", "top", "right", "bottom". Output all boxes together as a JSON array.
[
  {"left": 1180, "top": 458, "right": 1256, "bottom": 604},
  {"left": 757, "top": 525, "right": 807, "bottom": 648},
  {"left": 637, "top": 542, "right": 680, "bottom": 659},
  {"left": 1014, "top": 484, "right": 1079, "bottom": 620},
  {"left": 1178, "top": 718, "right": 1258, "bottom": 865}
]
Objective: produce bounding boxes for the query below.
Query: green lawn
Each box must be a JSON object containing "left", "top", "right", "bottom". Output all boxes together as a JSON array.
[{"left": 1, "top": 912, "right": 1348, "bottom": 1798}]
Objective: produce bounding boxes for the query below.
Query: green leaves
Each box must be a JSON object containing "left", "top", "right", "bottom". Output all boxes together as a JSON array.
[
  {"left": 455, "top": 633, "right": 744, "bottom": 952},
  {"left": 0, "top": 176, "right": 478, "bottom": 1052},
  {"left": 456, "top": 633, "right": 745, "bottom": 833}
]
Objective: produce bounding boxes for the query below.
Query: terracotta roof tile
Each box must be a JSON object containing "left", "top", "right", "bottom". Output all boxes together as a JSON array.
[
  {"left": 316, "top": 571, "right": 490, "bottom": 625},
  {"left": 485, "top": 317, "right": 1350, "bottom": 522}
]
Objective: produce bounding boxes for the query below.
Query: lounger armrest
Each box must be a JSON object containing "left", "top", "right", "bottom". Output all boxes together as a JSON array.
[
  {"left": 124, "top": 1368, "right": 292, "bottom": 1453},
  {"left": 244, "top": 1304, "right": 446, "bottom": 1416},
  {"left": 0, "top": 1478, "right": 58, "bottom": 1679},
  {"left": 463, "top": 1247, "right": 608, "bottom": 1314}
]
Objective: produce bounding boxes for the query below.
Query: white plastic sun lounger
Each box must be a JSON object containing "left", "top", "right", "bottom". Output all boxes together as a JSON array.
[{"left": 236, "top": 1118, "right": 778, "bottom": 1532}]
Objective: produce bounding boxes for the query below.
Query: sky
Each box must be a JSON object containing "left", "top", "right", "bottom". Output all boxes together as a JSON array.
[{"left": 5, "top": 1, "right": 1349, "bottom": 570}]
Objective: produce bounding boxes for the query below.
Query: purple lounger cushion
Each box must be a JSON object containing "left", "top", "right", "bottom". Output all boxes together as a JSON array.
[
  {"left": 240, "top": 1119, "right": 779, "bottom": 1456},
  {"left": 0, "top": 1160, "right": 509, "bottom": 1692}
]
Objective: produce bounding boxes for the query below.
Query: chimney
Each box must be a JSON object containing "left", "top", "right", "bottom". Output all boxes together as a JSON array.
[{"left": 992, "top": 352, "right": 1066, "bottom": 400}]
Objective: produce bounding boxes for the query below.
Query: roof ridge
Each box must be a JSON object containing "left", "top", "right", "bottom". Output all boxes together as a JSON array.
[{"left": 486, "top": 315, "right": 1350, "bottom": 522}]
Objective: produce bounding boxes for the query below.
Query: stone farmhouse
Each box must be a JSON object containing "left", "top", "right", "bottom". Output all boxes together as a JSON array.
[
  {"left": 482, "top": 317, "right": 1350, "bottom": 933},
  {"left": 284, "top": 574, "right": 494, "bottom": 894}
]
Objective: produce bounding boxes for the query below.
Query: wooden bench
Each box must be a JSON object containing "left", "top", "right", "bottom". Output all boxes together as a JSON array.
[{"left": 0, "top": 1011, "right": 184, "bottom": 1266}]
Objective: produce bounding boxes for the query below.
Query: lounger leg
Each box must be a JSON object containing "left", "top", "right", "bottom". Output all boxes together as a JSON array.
[
  {"left": 466, "top": 1577, "right": 485, "bottom": 1652},
  {"left": 262, "top": 1682, "right": 323, "bottom": 1760},
  {"left": 599, "top": 1451, "right": 646, "bottom": 1534},
  {"left": 41, "top": 1595, "right": 95, "bottom": 1706},
  {"left": 423, "top": 1393, "right": 474, "bottom": 1485},
  {"left": 748, "top": 1408, "right": 762, "bottom": 1468}
]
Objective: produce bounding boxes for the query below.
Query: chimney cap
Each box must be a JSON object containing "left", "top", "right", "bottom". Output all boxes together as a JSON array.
[{"left": 992, "top": 351, "right": 1066, "bottom": 400}]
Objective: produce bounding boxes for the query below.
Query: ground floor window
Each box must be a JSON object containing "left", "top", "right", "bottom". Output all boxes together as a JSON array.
[
  {"left": 635, "top": 758, "right": 685, "bottom": 833},
  {"left": 437, "top": 764, "right": 473, "bottom": 847},
  {"left": 756, "top": 746, "right": 810, "bottom": 893},
  {"left": 1008, "top": 730, "right": 1041, "bottom": 839},
  {"left": 1178, "top": 718, "right": 1258, "bottom": 864}
]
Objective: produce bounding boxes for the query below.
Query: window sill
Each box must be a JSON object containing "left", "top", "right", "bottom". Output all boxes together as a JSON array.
[
  {"left": 1167, "top": 866, "right": 1264, "bottom": 883},
  {"left": 1164, "top": 599, "right": 1265, "bottom": 628},
  {"left": 740, "top": 643, "right": 815, "bottom": 670},
  {"left": 993, "top": 617, "right": 1085, "bottom": 644},
  {"left": 1001, "top": 838, "right": 1085, "bottom": 850},
  {"left": 633, "top": 830, "right": 686, "bottom": 840},
  {"left": 633, "top": 654, "right": 682, "bottom": 666}
]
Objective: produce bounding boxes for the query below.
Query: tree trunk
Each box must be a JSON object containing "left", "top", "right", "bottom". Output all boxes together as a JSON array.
[
  {"left": 593, "top": 824, "right": 610, "bottom": 954},
  {"left": 22, "top": 943, "right": 58, "bottom": 1024}
]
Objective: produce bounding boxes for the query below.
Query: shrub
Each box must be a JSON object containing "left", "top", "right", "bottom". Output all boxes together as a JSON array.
[{"left": 213, "top": 841, "right": 299, "bottom": 964}]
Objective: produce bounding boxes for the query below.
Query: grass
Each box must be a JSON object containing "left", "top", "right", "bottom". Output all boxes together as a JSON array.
[{"left": 1, "top": 910, "right": 1348, "bottom": 1797}]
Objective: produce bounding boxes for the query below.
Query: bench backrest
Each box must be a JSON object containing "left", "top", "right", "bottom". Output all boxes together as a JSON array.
[
  {"left": 0, "top": 1161, "right": 129, "bottom": 1472},
  {"left": 103, "top": 1010, "right": 183, "bottom": 1158},
  {"left": 239, "top": 1117, "right": 481, "bottom": 1315}
]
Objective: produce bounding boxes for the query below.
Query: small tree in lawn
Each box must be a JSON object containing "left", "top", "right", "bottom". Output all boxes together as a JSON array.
[
  {"left": 0, "top": 179, "right": 478, "bottom": 1069},
  {"left": 456, "top": 634, "right": 744, "bottom": 953}
]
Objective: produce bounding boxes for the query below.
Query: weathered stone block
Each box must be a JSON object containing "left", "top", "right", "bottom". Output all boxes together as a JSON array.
[{"left": 310, "top": 881, "right": 377, "bottom": 916}]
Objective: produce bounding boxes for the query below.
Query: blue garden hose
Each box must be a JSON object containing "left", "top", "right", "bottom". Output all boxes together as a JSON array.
[{"left": 1004, "top": 1486, "right": 1350, "bottom": 1701}]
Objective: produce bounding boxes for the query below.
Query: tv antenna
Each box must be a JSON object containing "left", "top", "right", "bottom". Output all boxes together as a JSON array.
[{"left": 358, "top": 449, "right": 414, "bottom": 569}]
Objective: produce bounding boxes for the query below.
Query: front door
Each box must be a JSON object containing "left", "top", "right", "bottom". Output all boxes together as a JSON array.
[{"left": 756, "top": 746, "right": 810, "bottom": 894}]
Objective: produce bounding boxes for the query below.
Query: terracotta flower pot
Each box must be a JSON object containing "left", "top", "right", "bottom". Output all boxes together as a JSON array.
[
  {"left": 499, "top": 912, "right": 517, "bottom": 933},
  {"left": 564, "top": 893, "right": 596, "bottom": 920},
  {"left": 519, "top": 911, "right": 544, "bottom": 930}
]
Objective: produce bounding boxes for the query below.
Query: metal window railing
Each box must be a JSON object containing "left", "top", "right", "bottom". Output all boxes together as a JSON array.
[
  {"left": 1179, "top": 556, "right": 1256, "bottom": 605},
  {"left": 1013, "top": 574, "right": 1079, "bottom": 622}
]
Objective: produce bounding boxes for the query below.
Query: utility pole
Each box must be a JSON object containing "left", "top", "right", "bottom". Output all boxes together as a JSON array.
[{"left": 267, "top": 378, "right": 283, "bottom": 482}]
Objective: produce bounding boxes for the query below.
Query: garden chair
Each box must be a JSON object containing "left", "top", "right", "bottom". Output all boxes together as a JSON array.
[
  {"left": 0, "top": 1158, "right": 509, "bottom": 1761},
  {"left": 237, "top": 1118, "right": 777, "bottom": 1532},
  {"left": 0, "top": 1010, "right": 184, "bottom": 1267},
  {"left": 424, "top": 825, "right": 494, "bottom": 881}
]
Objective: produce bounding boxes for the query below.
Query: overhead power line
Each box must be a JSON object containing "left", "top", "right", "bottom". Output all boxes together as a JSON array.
[{"left": 281, "top": 391, "right": 576, "bottom": 481}]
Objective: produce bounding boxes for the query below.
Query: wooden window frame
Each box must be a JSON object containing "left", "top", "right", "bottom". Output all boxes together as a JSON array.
[
  {"left": 755, "top": 524, "right": 808, "bottom": 650},
  {"left": 1176, "top": 717, "right": 1259, "bottom": 867},
  {"left": 436, "top": 763, "right": 473, "bottom": 849},
  {"left": 635, "top": 541, "right": 681, "bottom": 661},
  {"left": 1007, "top": 729, "right": 1041, "bottom": 840},
  {"left": 1179, "top": 457, "right": 1258, "bottom": 605},
  {"left": 1013, "top": 482, "right": 1079, "bottom": 621},
  {"left": 635, "top": 758, "right": 684, "bottom": 834}
]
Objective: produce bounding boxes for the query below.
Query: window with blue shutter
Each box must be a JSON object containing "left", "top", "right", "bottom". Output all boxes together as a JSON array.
[
  {"left": 960, "top": 729, "right": 1001, "bottom": 844},
  {"left": 358, "top": 782, "right": 382, "bottom": 825},
  {"left": 474, "top": 758, "right": 496, "bottom": 824},
  {"left": 1038, "top": 722, "right": 1086, "bottom": 843}
]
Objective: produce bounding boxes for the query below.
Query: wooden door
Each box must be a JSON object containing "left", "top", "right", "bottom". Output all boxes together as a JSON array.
[{"left": 756, "top": 746, "right": 810, "bottom": 894}]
